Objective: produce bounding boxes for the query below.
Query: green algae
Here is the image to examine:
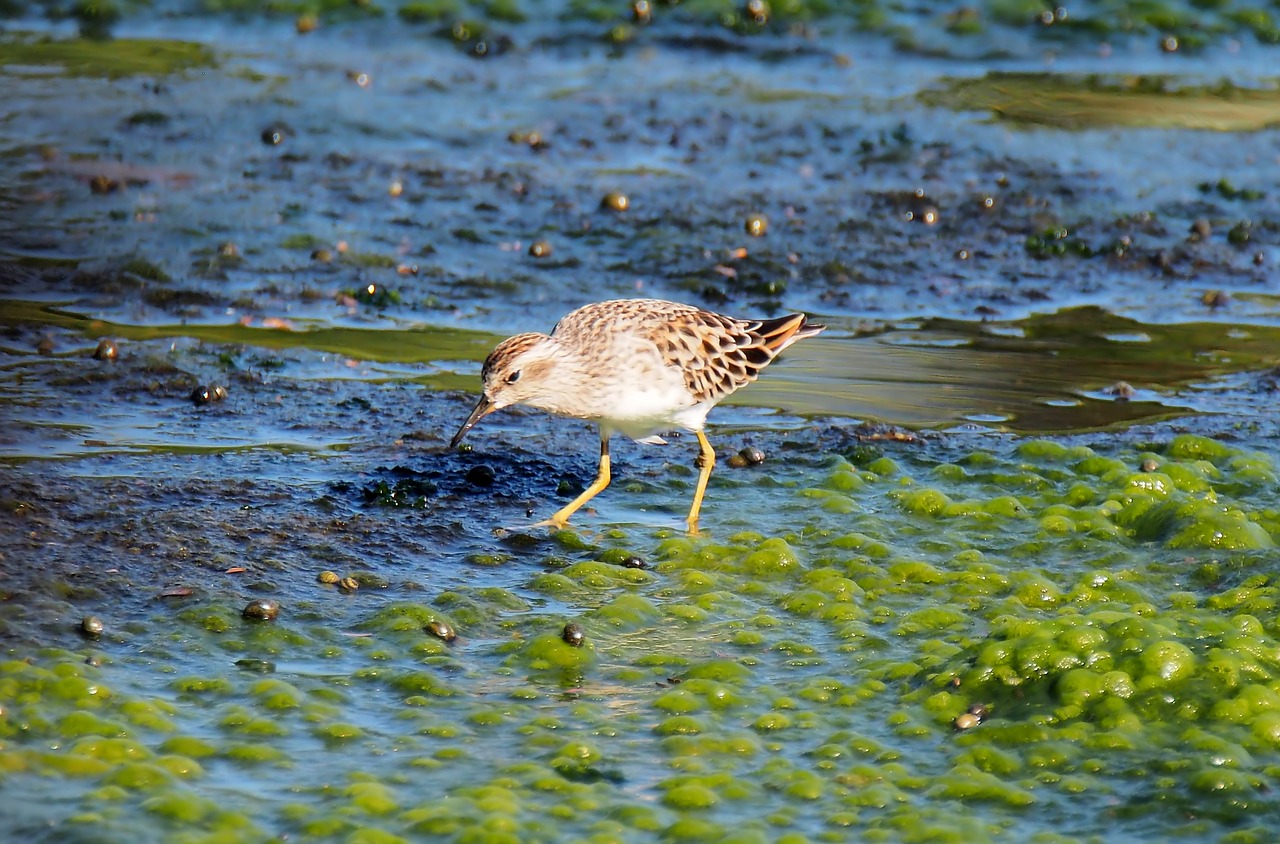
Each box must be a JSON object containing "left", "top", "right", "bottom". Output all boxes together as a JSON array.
[
  {"left": 516, "top": 631, "right": 598, "bottom": 674},
  {"left": 923, "top": 73, "right": 1280, "bottom": 131},
  {"left": 0, "top": 299, "right": 491, "bottom": 373},
  {"left": 158, "top": 736, "right": 219, "bottom": 758},
  {"left": 6, "top": 433, "right": 1280, "bottom": 841},
  {"left": 590, "top": 593, "right": 662, "bottom": 628},
  {"left": 363, "top": 603, "right": 461, "bottom": 636},
  {"left": 0, "top": 36, "right": 216, "bottom": 78}
]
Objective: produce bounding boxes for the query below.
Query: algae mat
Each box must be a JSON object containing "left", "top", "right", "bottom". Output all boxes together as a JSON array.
[{"left": 4, "top": 425, "right": 1280, "bottom": 842}]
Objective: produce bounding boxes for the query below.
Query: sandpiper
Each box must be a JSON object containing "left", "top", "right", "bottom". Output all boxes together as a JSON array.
[{"left": 451, "top": 298, "right": 824, "bottom": 532}]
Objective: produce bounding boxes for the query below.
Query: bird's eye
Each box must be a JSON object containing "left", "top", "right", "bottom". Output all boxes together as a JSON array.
[{"left": 505, "top": 370, "right": 522, "bottom": 384}]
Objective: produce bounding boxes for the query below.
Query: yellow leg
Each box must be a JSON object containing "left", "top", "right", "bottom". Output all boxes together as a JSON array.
[
  {"left": 687, "top": 430, "right": 716, "bottom": 534},
  {"left": 539, "top": 433, "right": 611, "bottom": 529}
]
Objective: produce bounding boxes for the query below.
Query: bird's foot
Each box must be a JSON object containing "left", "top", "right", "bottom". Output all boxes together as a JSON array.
[
  {"left": 492, "top": 515, "right": 569, "bottom": 535},
  {"left": 527, "top": 516, "right": 570, "bottom": 531}
]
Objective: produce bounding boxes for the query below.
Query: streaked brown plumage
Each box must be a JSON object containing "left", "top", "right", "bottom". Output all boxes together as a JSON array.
[{"left": 451, "top": 298, "right": 824, "bottom": 532}]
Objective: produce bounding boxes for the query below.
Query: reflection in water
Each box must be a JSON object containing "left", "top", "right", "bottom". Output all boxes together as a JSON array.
[
  {"left": 742, "top": 307, "right": 1280, "bottom": 431},
  {"left": 2, "top": 302, "right": 1278, "bottom": 457},
  {"left": 748, "top": 333, "right": 1186, "bottom": 431}
]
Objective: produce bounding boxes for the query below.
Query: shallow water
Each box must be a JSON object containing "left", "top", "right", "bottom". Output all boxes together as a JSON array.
[{"left": 2, "top": 4, "right": 1280, "bottom": 843}]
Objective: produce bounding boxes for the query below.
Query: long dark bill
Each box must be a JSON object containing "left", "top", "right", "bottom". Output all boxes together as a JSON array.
[{"left": 450, "top": 394, "right": 495, "bottom": 448}]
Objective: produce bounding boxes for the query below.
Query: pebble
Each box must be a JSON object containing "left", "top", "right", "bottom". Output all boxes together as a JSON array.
[
  {"left": 80, "top": 615, "right": 105, "bottom": 638},
  {"left": 426, "top": 620, "right": 457, "bottom": 642},
  {"left": 562, "top": 622, "right": 585, "bottom": 647},
  {"left": 242, "top": 599, "right": 280, "bottom": 621},
  {"left": 93, "top": 338, "right": 119, "bottom": 361},
  {"left": 466, "top": 464, "right": 496, "bottom": 486},
  {"left": 601, "top": 192, "right": 629, "bottom": 212}
]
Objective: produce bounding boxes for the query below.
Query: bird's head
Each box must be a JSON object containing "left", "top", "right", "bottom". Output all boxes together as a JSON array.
[{"left": 449, "top": 333, "right": 560, "bottom": 447}]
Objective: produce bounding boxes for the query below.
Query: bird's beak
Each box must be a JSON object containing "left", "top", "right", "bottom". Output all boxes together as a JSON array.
[{"left": 450, "top": 393, "right": 496, "bottom": 448}]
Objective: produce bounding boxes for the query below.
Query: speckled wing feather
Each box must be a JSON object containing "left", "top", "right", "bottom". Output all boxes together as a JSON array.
[
  {"left": 663, "top": 310, "right": 823, "bottom": 403},
  {"left": 557, "top": 300, "right": 820, "bottom": 404},
  {"left": 549, "top": 299, "right": 823, "bottom": 407}
]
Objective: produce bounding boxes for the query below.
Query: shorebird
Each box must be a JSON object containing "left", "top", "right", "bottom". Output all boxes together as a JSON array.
[{"left": 451, "top": 298, "right": 824, "bottom": 532}]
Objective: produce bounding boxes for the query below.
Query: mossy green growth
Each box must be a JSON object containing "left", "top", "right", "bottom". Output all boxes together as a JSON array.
[
  {"left": 118, "top": 700, "right": 177, "bottom": 732},
  {"left": 171, "top": 676, "right": 236, "bottom": 695},
  {"left": 249, "top": 678, "right": 303, "bottom": 710},
  {"left": 69, "top": 736, "right": 152, "bottom": 764},
  {"left": 5, "top": 411, "right": 1280, "bottom": 843},
  {"left": 932, "top": 601, "right": 1280, "bottom": 748},
  {"left": 0, "top": 36, "right": 215, "bottom": 78},
  {"left": 59, "top": 711, "right": 129, "bottom": 739},
  {"left": 218, "top": 706, "right": 289, "bottom": 738},
  {"left": 398, "top": 0, "right": 461, "bottom": 22},
  {"left": 549, "top": 740, "right": 621, "bottom": 782},
  {"left": 158, "top": 736, "right": 218, "bottom": 758},
  {"left": 315, "top": 722, "right": 365, "bottom": 742},
  {"left": 738, "top": 538, "right": 803, "bottom": 579},
  {"left": 345, "top": 781, "right": 400, "bottom": 815},
  {"left": 654, "top": 687, "right": 704, "bottom": 714},
  {"left": 104, "top": 761, "right": 174, "bottom": 790},
  {"left": 362, "top": 603, "right": 458, "bottom": 635},
  {"left": 662, "top": 779, "right": 719, "bottom": 809},
  {"left": 923, "top": 72, "right": 1280, "bottom": 131},
  {"left": 1111, "top": 488, "right": 1274, "bottom": 550},
  {"left": 1167, "top": 433, "right": 1234, "bottom": 462},
  {"left": 1168, "top": 507, "right": 1274, "bottom": 550},
  {"left": 683, "top": 659, "right": 752, "bottom": 684},
  {"left": 515, "top": 632, "right": 597, "bottom": 674},
  {"left": 387, "top": 671, "right": 460, "bottom": 697},
  {"left": 589, "top": 593, "right": 662, "bottom": 628},
  {"left": 141, "top": 790, "right": 216, "bottom": 823},
  {"left": 561, "top": 560, "right": 651, "bottom": 588}
]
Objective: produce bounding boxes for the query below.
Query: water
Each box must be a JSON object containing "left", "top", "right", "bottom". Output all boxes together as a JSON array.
[{"left": 2, "top": 6, "right": 1280, "bottom": 842}]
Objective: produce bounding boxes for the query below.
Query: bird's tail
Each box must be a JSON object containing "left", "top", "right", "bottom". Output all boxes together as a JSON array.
[{"left": 755, "top": 313, "right": 825, "bottom": 354}]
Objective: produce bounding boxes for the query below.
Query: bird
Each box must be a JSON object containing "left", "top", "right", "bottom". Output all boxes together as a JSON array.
[{"left": 450, "top": 298, "right": 825, "bottom": 532}]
